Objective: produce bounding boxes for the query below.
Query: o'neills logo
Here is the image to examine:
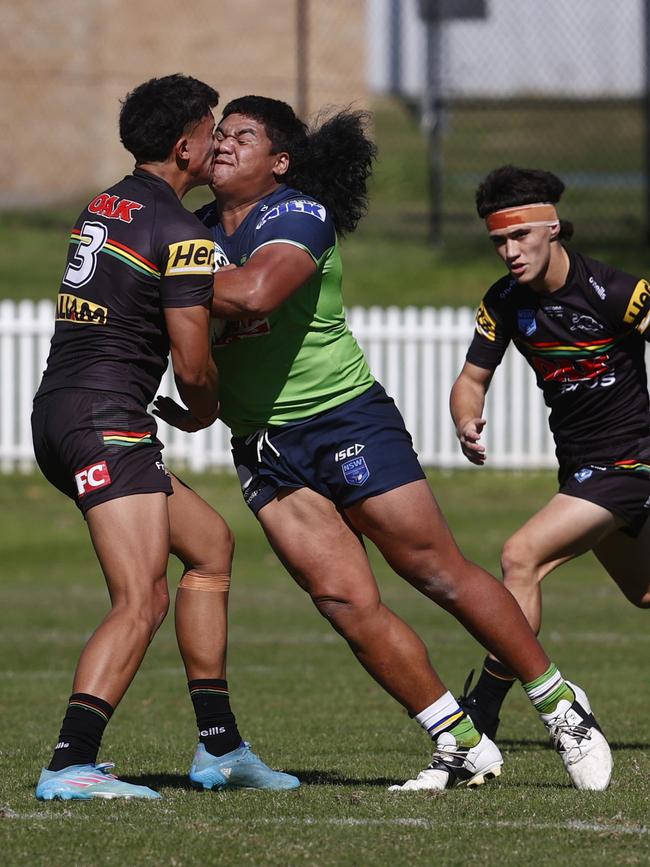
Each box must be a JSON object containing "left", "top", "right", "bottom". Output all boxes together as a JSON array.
[{"left": 56, "top": 293, "right": 108, "bottom": 324}]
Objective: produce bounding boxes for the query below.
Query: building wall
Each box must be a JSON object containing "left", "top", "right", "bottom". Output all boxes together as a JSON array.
[
  {"left": 0, "top": 0, "right": 367, "bottom": 207},
  {"left": 368, "top": 0, "right": 645, "bottom": 99}
]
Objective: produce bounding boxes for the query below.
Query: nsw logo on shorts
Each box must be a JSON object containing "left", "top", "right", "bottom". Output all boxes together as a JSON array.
[
  {"left": 74, "top": 461, "right": 112, "bottom": 497},
  {"left": 574, "top": 467, "right": 593, "bottom": 483},
  {"left": 341, "top": 456, "right": 370, "bottom": 486}
]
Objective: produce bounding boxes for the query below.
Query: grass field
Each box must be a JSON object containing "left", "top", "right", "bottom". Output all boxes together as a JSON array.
[{"left": 2, "top": 469, "right": 648, "bottom": 866}]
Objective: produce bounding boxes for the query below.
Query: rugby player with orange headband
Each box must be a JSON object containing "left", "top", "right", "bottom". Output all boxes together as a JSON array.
[{"left": 451, "top": 165, "right": 650, "bottom": 757}]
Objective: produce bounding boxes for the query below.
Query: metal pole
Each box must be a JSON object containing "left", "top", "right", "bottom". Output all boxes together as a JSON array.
[
  {"left": 645, "top": 0, "right": 650, "bottom": 244},
  {"left": 296, "top": 0, "right": 309, "bottom": 118},
  {"left": 423, "top": 4, "right": 444, "bottom": 245},
  {"left": 389, "top": 0, "right": 402, "bottom": 94}
]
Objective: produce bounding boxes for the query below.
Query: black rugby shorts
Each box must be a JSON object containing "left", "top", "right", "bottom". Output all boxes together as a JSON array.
[
  {"left": 32, "top": 388, "right": 172, "bottom": 515},
  {"left": 560, "top": 462, "right": 650, "bottom": 537}
]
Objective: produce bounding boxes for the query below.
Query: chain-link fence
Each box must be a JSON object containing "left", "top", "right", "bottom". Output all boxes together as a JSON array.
[{"left": 369, "top": 0, "right": 650, "bottom": 247}]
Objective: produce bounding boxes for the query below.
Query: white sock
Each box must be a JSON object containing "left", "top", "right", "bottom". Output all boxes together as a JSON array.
[{"left": 415, "top": 691, "right": 464, "bottom": 739}]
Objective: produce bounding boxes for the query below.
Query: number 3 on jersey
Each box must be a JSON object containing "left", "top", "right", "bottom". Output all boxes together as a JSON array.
[{"left": 63, "top": 221, "right": 108, "bottom": 288}]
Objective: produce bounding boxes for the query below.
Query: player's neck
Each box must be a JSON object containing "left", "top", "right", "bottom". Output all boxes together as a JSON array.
[
  {"left": 216, "top": 181, "right": 282, "bottom": 235},
  {"left": 135, "top": 162, "right": 197, "bottom": 201},
  {"left": 530, "top": 244, "right": 570, "bottom": 295}
]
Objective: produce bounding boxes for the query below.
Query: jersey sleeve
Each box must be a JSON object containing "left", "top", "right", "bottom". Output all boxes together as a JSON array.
[
  {"left": 465, "top": 284, "right": 512, "bottom": 370},
  {"left": 605, "top": 269, "right": 650, "bottom": 340},
  {"left": 250, "top": 197, "right": 336, "bottom": 261},
  {"left": 157, "top": 210, "right": 215, "bottom": 309}
]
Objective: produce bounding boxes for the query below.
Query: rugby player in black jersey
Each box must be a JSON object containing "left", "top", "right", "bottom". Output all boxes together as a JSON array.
[
  {"left": 452, "top": 165, "right": 650, "bottom": 751},
  {"left": 31, "top": 75, "right": 298, "bottom": 800}
]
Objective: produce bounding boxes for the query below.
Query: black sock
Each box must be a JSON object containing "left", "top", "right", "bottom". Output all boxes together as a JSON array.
[
  {"left": 47, "top": 693, "right": 114, "bottom": 771},
  {"left": 189, "top": 679, "right": 242, "bottom": 757},
  {"left": 472, "top": 657, "right": 517, "bottom": 711}
]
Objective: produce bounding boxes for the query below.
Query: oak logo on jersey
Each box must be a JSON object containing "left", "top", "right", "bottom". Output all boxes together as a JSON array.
[
  {"left": 56, "top": 293, "right": 108, "bottom": 324},
  {"left": 255, "top": 199, "right": 326, "bottom": 230},
  {"left": 88, "top": 194, "right": 144, "bottom": 223},
  {"left": 165, "top": 240, "right": 215, "bottom": 276},
  {"left": 624, "top": 279, "right": 650, "bottom": 334},
  {"left": 475, "top": 302, "right": 496, "bottom": 342}
]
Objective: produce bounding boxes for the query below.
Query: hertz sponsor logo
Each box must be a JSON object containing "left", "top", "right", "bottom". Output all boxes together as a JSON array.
[
  {"left": 56, "top": 293, "right": 108, "bottom": 324},
  {"left": 624, "top": 279, "right": 650, "bottom": 334},
  {"left": 165, "top": 240, "right": 215, "bottom": 276},
  {"left": 476, "top": 301, "right": 497, "bottom": 342}
]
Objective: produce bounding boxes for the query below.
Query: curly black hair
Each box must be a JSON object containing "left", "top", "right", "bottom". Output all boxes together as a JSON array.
[
  {"left": 476, "top": 165, "right": 574, "bottom": 240},
  {"left": 120, "top": 73, "right": 219, "bottom": 164},
  {"left": 222, "top": 96, "right": 376, "bottom": 236}
]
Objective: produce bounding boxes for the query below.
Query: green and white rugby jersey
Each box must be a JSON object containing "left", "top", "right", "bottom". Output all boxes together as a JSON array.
[{"left": 196, "top": 186, "right": 374, "bottom": 436}]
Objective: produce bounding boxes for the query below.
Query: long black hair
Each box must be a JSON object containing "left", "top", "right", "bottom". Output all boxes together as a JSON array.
[
  {"left": 476, "top": 164, "right": 574, "bottom": 241},
  {"left": 221, "top": 96, "right": 376, "bottom": 237}
]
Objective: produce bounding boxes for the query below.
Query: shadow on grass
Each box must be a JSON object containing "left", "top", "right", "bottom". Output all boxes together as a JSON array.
[
  {"left": 499, "top": 738, "right": 650, "bottom": 752},
  {"left": 126, "top": 770, "right": 400, "bottom": 790}
]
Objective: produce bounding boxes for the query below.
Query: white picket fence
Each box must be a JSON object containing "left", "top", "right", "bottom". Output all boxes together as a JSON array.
[{"left": 0, "top": 299, "right": 559, "bottom": 473}]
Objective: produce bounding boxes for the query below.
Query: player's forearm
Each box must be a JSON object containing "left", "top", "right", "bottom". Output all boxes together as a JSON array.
[
  {"left": 175, "top": 359, "right": 219, "bottom": 422},
  {"left": 450, "top": 375, "right": 486, "bottom": 433},
  {"left": 212, "top": 269, "right": 267, "bottom": 319}
]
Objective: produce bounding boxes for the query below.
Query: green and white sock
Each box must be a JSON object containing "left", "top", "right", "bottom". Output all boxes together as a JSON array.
[
  {"left": 523, "top": 663, "right": 574, "bottom": 715},
  {"left": 415, "top": 691, "right": 481, "bottom": 748}
]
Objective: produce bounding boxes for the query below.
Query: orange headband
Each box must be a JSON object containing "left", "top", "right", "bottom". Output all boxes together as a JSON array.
[{"left": 486, "top": 203, "right": 559, "bottom": 234}]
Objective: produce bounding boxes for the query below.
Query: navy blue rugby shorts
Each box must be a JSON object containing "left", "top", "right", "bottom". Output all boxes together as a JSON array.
[
  {"left": 32, "top": 388, "right": 173, "bottom": 516},
  {"left": 231, "top": 381, "right": 427, "bottom": 515}
]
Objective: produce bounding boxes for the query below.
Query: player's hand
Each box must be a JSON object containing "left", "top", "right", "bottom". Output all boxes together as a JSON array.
[
  {"left": 153, "top": 396, "right": 219, "bottom": 432},
  {"left": 457, "top": 417, "right": 487, "bottom": 465}
]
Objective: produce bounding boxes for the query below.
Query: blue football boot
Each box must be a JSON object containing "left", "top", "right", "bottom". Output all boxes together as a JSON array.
[
  {"left": 189, "top": 742, "right": 300, "bottom": 791},
  {"left": 36, "top": 762, "right": 161, "bottom": 800}
]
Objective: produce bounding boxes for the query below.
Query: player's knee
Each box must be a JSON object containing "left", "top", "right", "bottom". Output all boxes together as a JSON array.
[
  {"left": 501, "top": 536, "right": 540, "bottom": 585},
  {"left": 312, "top": 592, "right": 376, "bottom": 634},
  {"left": 112, "top": 579, "right": 169, "bottom": 638},
  {"left": 415, "top": 568, "right": 461, "bottom": 607},
  {"left": 178, "top": 568, "right": 231, "bottom": 593}
]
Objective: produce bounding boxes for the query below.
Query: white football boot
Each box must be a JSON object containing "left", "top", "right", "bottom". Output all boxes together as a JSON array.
[
  {"left": 388, "top": 732, "right": 503, "bottom": 791},
  {"left": 540, "top": 681, "right": 612, "bottom": 791}
]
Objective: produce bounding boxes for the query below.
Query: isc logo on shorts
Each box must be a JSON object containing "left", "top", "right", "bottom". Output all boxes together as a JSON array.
[
  {"left": 74, "top": 461, "right": 112, "bottom": 497},
  {"left": 334, "top": 443, "right": 365, "bottom": 462}
]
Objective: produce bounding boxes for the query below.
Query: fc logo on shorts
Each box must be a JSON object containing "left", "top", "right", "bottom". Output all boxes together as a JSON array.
[
  {"left": 74, "top": 461, "right": 112, "bottom": 496},
  {"left": 342, "top": 456, "right": 370, "bottom": 486}
]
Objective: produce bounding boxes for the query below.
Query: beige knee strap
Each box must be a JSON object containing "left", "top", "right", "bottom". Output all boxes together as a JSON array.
[{"left": 179, "top": 569, "right": 231, "bottom": 592}]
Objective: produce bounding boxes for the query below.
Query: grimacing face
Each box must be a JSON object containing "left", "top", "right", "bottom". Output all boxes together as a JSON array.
[
  {"left": 211, "top": 113, "right": 285, "bottom": 194},
  {"left": 490, "top": 224, "right": 557, "bottom": 285}
]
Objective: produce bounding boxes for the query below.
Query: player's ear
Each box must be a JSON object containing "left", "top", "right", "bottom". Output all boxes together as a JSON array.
[
  {"left": 175, "top": 135, "right": 191, "bottom": 162},
  {"left": 549, "top": 223, "right": 560, "bottom": 241},
  {"left": 272, "top": 152, "right": 290, "bottom": 178}
]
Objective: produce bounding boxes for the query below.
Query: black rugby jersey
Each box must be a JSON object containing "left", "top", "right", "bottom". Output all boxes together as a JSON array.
[
  {"left": 467, "top": 251, "right": 650, "bottom": 461},
  {"left": 36, "top": 169, "right": 215, "bottom": 407}
]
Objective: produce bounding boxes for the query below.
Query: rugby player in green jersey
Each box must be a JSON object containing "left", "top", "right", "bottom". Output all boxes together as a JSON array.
[
  {"left": 452, "top": 165, "right": 650, "bottom": 744},
  {"left": 156, "top": 101, "right": 611, "bottom": 790}
]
